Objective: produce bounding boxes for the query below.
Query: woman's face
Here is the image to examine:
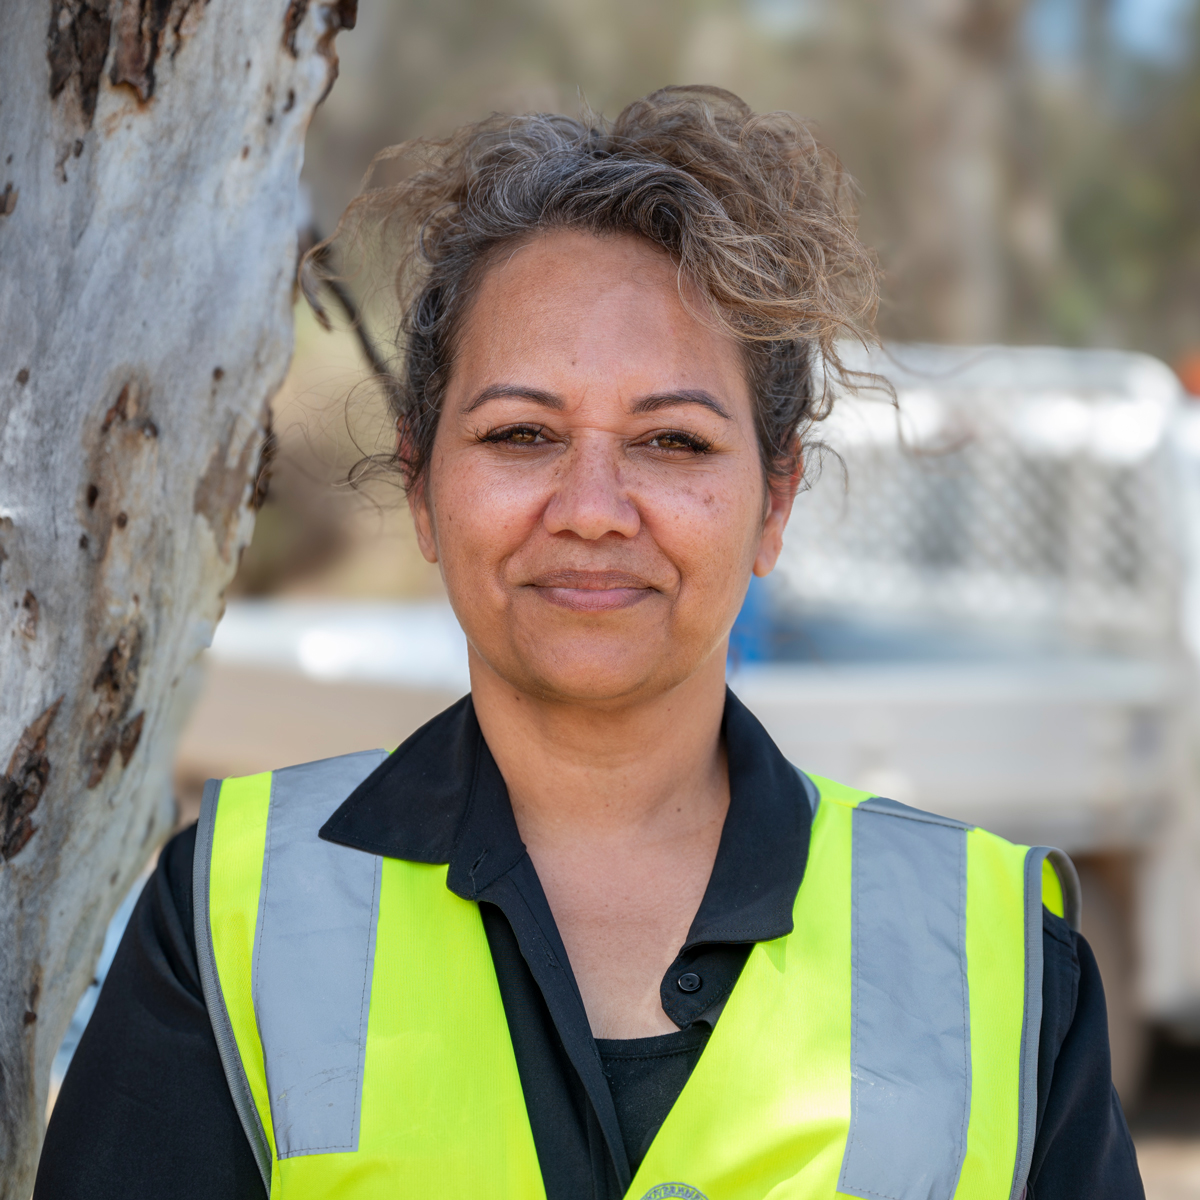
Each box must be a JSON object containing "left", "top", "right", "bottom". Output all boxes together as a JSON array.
[{"left": 412, "top": 230, "right": 795, "bottom": 706}]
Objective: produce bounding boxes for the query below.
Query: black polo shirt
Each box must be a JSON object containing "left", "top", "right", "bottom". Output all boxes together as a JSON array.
[{"left": 35, "top": 691, "right": 1143, "bottom": 1200}]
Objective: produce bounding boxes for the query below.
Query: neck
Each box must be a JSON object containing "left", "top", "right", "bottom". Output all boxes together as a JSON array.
[{"left": 468, "top": 650, "right": 730, "bottom": 848}]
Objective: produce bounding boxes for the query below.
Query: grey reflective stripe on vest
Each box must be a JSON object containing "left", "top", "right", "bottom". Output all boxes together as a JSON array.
[
  {"left": 837, "top": 798, "right": 1073, "bottom": 1200},
  {"left": 194, "top": 749, "right": 389, "bottom": 1184},
  {"left": 253, "top": 751, "right": 389, "bottom": 1158},
  {"left": 195, "top": 778, "right": 273, "bottom": 1192},
  {"left": 839, "top": 796, "right": 973, "bottom": 1200},
  {"left": 1009, "top": 845, "right": 1081, "bottom": 1200}
]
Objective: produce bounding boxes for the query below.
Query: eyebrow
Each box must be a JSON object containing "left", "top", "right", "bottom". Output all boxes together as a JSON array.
[
  {"left": 630, "top": 390, "right": 732, "bottom": 420},
  {"left": 464, "top": 384, "right": 731, "bottom": 420},
  {"left": 464, "top": 384, "right": 563, "bottom": 413}
]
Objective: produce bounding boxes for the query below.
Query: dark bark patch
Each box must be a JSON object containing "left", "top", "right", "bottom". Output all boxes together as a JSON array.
[
  {"left": 283, "top": 0, "right": 310, "bottom": 55},
  {"left": 194, "top": 419, "right": 259, "bottom": 561},
  {"left": 331, "top": 0, "right": 358, "bottom": 32},
  {"left": 82, "top": 377, "right": 159, "bottom": 565},
  {"left": 284, "top": 0, "right": 356, "bottom": 92},
  {"left": 101, "top": 381, "right": 134, "bottom": 433},
  {"left": 119, "top": 711, "right": 145, "bottom": 767},
  {"left": 19, "top": 591, "right": 39, "bottom": 640},
  {"left": 1, "top": 697, "right": 63, "bottom": 860},
  {"left": 101, "top": 379, "right": 158, "bottom": 439},
  {"left": 25, "top": 972, "right": 43, "bottom": 1027},
  {"left": 84, "top": 623, "right": 143, "bottom": 788},
  {"left": 47, "top": 0, "right": 113, "bottom": 124},
  {"left": 251, "top": 405, "right": 276, "bottom": 511},
  {"left": 25, "top": 973, "right": 42, "bottom": 1025},
  {"left": 16, "top": 368, "right": 30, "bottom": 385},
  {"left": 110, "top": 0, "right": 203, "bottom": 103},
  {"left": 315, "top": 0, "right": 357, "bottom": 102}
]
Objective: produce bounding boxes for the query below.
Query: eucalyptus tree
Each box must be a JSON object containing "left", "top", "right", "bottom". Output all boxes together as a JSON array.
[{"left": 0, "top": 2, "right": 355, "bottom": 1192}]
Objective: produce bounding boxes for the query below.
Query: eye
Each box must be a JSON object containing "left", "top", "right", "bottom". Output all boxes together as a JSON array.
[
  {"left": 643, "top": 430, "right": 713, "bottom": 454},
  {"left": 479, "top": 424, "right": 549, "bottom": 446}
]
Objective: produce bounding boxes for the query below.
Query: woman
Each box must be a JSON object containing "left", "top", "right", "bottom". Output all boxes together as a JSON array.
[{"left": 36, "top": 87, "right": 1141, "bottom": 1200}]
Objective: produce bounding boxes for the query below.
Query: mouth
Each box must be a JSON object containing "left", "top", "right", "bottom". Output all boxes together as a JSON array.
[{"left": 526, "top": 569, "right": 658, "bottom": 613}]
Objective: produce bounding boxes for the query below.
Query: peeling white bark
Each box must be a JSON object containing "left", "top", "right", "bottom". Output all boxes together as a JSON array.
[{"left": 0, "top": 3, "right": 353, "bottom": 1191}]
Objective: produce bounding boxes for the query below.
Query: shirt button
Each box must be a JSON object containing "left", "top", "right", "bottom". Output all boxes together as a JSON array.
[{"left": 677, "top": 972, "right": 702, "bottom": 993}]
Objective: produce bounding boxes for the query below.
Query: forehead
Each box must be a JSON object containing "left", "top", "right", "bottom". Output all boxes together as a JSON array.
[{"left": 452, "top": 230, "right": 748, "bottom": 401}]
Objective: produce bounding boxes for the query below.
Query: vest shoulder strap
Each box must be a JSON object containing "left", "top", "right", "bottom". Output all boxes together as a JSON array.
[
  {"left": 807, "top": 772, "right": 1081, "bottom": 925},
  {"left": 194, "top": 750, "right": 389, "bottom": 1192},
  {"left": 804, "top": 775, "right": 1079, "bottom": 1200}
]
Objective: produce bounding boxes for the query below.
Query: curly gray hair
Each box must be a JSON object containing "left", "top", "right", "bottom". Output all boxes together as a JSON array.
[{"left": 310, "top": 85, "right": 879, "bottom": 498}]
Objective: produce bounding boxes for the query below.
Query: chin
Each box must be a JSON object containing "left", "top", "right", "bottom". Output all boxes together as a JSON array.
[{"left": 477, "top": 638, "right": 703, "bottom": 708}]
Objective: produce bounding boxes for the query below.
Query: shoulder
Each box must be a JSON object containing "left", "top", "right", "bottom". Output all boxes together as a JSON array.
[
  {"left": 204, "top": 749, "right": 394, "bottom": 812},
  {"left": 141, "top": 822, "right": 201, "bottom": 973},
  {"left": 804, "top": 771, "right": 1078, "bottom": 919},
  {"left": 1031, "top": 911, "right": 1143, "bottom": 1196},
  {"left": 161, "top": 821, "right": 198, "bottom": 910}
]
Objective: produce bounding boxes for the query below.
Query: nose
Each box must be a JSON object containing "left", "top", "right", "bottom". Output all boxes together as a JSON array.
[{"left": 542, "top": 435, "right": 641, "bottom": 541}]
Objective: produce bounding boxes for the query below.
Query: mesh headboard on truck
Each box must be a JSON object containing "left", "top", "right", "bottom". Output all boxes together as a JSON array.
[{"left": 777, "top": 345, "right": 1188, "bottom": 653}]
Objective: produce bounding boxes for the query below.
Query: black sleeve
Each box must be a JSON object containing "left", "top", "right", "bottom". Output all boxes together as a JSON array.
[
  {"left": 1028, "top": 910, "right": 1144, "bottom": 1199},
  {"left": 33, "top": 825, "right": 265, "bottom": 1200}
]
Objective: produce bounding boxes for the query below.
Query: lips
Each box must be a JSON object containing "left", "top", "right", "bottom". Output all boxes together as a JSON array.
[{"left": 526, "top": 569, "right": 657, "bottom": 613}]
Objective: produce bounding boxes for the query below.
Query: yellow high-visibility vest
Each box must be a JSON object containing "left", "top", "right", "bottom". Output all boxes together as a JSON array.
[{"left": 194, "top": 750, "right": 1076, "bottom": 1200}]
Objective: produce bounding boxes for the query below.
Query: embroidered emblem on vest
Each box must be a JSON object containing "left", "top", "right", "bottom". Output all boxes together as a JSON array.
[{"left": 638, "top": 1185, "right": 709, "bottom": 1200}]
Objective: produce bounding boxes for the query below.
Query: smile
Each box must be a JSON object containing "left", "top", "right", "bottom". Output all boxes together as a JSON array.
[{"left": 527, "top": 570, "right": 657, "bottom": 613}]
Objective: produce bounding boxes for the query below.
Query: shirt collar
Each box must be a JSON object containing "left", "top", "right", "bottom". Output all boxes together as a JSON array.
[{"left": 320, "top": 687, "right": 812, "bottom": 946}]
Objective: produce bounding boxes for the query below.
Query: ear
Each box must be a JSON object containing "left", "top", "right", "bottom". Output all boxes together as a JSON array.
[
  {"left": 409, "top": 480, "right": 439, "bottom": 565},
  {"left": 752, "top": 449, "right": 801, "bottom": 578},
  {"left": 399, "top": 421, "right": 439, "bottom": 565}
]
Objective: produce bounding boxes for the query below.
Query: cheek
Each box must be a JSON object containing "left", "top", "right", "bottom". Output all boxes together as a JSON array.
[
  {"left": 639, "top": 463, "right": 766, "bottom": 582},
  {"left": 428, "top": 449, "right": 547, "bottom": 567}
]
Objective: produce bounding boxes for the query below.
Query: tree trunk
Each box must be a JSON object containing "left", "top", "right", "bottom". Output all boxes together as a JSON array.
[{"left": 0, "top": 3, "right": 354, "bottom": 1192}]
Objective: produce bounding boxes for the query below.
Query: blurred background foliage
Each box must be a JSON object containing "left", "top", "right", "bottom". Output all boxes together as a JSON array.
[{"left": 233, "top": 0, "right": 1200, "bottom": 599}]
